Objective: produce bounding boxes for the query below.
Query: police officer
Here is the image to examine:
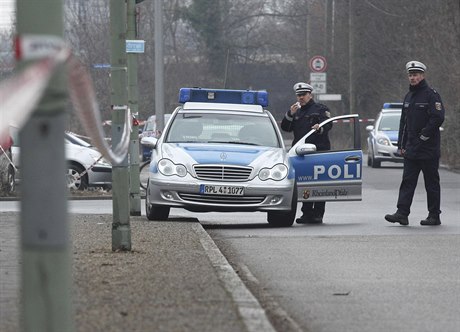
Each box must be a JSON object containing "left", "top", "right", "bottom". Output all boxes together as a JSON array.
[
  {"left": 281, "top": 82, "right": 332, "bottom": 224},
  {"left": 385, "top": 61, "right": 445, "bottom": 226}
]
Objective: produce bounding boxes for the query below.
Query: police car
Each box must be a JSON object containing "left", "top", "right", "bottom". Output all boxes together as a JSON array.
[
  {"left": 141, "top": 88, "right": 362, "bottom": 227},
  {"left": 366, "top": 103, "right": 403, "bottom": 168}
]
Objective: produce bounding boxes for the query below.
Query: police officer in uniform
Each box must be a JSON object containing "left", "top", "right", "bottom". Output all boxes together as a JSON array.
[
  {"left": 281, "top": 82, "right": 332, "bottom": 224},
  {"left": 385, "top": 61, "right": 445, "bottom": 226}
]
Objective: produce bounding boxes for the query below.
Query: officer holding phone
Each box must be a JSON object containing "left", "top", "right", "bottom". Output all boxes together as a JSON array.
[{"left": 281, "top": 82, "right": 332, "bottom": 224}]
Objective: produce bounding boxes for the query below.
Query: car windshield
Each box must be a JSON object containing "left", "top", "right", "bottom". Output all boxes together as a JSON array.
[
  {"left": 378, "top": 113, "right": 401, "bottom": 131},
  {"left": 166, "top": 112, "right": 280, "bottom": 147},
  {"left": 65, "top": 132, "right": 92, "bottom": 147}
]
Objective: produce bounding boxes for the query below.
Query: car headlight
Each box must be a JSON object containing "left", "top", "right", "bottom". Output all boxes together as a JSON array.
[
  {"left": 158, "top": 158, "right": 187, "bottom": 177},
  {"left": 258, "top": 164, "right": 288, "bottom": 181},
  {"left": 377, "top": 137, "right": 391, "bottom": 146}
]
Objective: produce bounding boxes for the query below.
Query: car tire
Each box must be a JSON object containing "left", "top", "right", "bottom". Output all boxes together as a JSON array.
[
  {"left": 371, "top": 158, "right": 381, "bottom": 168},
  {"left": 145, "top": 183, "right": 170, "bottom": 220},
  {"left": 6, "top": 165, "right": 15, "bottom": 194},
  {"left": 267, "top": 182, "right": 297, "bottom": 227},
  {"left": 67, "top": 163, "right": 88, "bottom": 191},
  {"left": 367, "top": 152, "right": 372, "bottom": 166},
  {"left": 139, "top": 160, "right": 150, "bottom": 190}
]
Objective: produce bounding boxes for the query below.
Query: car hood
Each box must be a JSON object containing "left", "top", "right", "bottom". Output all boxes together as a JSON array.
[{"left": 159, "top": 143, "right": 285, "bottom": 167}]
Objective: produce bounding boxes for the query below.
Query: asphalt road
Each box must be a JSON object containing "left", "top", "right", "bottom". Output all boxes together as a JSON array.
[
  {"left": 1, "top": 162, "right": 459, "bottom": 332},
  {"left": 205, "top": 163, "right": 460, "bottom": 332}
]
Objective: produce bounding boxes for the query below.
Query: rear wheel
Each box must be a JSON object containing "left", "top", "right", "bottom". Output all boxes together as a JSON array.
[{"left": 267, "top": 182, "right": 297, "bottom": 227}]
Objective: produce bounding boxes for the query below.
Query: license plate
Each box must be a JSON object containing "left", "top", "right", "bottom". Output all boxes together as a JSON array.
[{"left": 199, "top": 184, "right": 244, "bottom": 196}]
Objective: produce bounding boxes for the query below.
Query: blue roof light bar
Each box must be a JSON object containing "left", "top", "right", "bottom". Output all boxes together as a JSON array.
[
  {"left": 179, "top": 88, "right": 268, "bottom": 107},
  {"left": 383, "top": 102, "right": 403, "bottom": 109}
]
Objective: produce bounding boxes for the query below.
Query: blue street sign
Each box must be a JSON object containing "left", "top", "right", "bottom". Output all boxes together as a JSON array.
[
  {"left": 126, "top": 40, "right": 145, "bottom": 53},
  {"left": 93, "top": 63, "right": 111, "bottom": 69}
]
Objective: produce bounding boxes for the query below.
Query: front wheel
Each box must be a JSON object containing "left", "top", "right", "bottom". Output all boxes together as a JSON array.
[
  {"left": 6, "top": 165, "right": 15, "bottom": 194},
  {"left": 145, "top": 183, "right": 170, "bottom": 220},
  {"left": 371, "top": 157, "right": 381, "bottom": 168},
  {"left": 67, "top": 164, "right": 88, "bottom": 190},
  {"left": 139, "top": 160, "right": 150, "bottom": 190},
  {"left": 267, "top": 182, "right": 297, "bottom": 227}
]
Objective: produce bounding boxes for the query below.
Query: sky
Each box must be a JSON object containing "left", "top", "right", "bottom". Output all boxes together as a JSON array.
[{"left": 0, "top": 0, "right": 15, "bottom": 30}]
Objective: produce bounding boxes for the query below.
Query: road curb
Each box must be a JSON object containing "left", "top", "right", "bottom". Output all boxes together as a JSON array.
[{"left": 192, "top": 223, "right": 276, "bottom": 332}]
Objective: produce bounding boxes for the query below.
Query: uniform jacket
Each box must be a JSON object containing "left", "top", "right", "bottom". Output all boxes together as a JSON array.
[
  {"left": 281, "top": 99, "right": 332, "bottom": 150},
  {"left": 398, "top": 79, "right": 445, "bottom": 159}
]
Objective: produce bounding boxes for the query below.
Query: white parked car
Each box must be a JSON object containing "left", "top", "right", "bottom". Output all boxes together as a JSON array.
[{"left": 4, "top": 127, "right": 112, "bottom": 192}]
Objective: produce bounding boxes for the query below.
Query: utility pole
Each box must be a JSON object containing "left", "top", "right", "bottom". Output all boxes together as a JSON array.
[
  {"left": 16, "top": 0, "right": 74, "bottom": 331},
  {"left": 154, "top": 0, "right": 165, "bottom": 131},
  {"left": 127, "top": 0, "right": 141, "bottom": 216},
  {"left": 110, "top": 0, "right": 131, "bottom": 251}
]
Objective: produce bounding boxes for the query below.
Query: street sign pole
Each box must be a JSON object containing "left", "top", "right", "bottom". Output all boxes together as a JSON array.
[
  {"left": 154, "top": 0, "right": 165, "bottom": 131},
  {"left": 16, "top": 0, "right": 74, "bottom": 330},
  {"left": 127, "top": 0, "right": 141, "bottom": 216},
  {"left": 110, "top": 0, "right": 131, "bottom": 250}
]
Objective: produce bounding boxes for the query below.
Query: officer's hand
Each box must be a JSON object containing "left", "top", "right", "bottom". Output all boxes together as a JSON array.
[
  {"left": 312, "top": 123, "right": 323, "bottom": 133},
  {"left": 290, "top": 102, "right": 300, "bottom": 115}
]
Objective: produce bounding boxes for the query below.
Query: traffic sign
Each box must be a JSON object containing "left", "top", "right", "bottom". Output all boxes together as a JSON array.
[
  {"left": 93, "top": 63, "right": 111, "bottom": 69},
  {"left": 311, "top": 82, "right": 327, "bottom": 94},
  {"left": 310, "top": 72, "right": 326, "bottom": 82},
  {"left": 309, "top": 55, "right": 327, "bottom": 73},
  {"left": 318, "top": 94, "right": 341, "bottom": 101},
  {"left": 126, "top": 40, "right": 145, "bottom": 53}
]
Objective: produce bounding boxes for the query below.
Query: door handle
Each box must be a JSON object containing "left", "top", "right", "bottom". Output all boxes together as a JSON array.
[{"left": 345, "top": 155, "right": 361, "bottom": 162}]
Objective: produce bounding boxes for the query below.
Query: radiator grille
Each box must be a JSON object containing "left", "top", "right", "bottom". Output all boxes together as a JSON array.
[{"left": 193, "top": 165, "right": 252, "bottom": 181}]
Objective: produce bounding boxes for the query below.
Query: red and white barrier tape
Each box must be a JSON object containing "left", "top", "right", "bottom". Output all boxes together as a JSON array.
[
  {"left": 0, "top": 34, "right": 131, "bottom": 166},
  {"left": 67, "top": 55, "right": 131, "bottom": 165}
]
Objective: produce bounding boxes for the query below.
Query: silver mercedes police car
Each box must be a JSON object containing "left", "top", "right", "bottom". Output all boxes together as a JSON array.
[{"left": 142, "top": 88, "right": 363, "bottom": 227}]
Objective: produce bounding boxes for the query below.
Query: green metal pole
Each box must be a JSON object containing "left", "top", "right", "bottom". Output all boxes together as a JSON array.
[
  {"left": 154, "top": 0, "right": 165, "bottom": 130},
  {"left": 16, "top": 0, "right": 73, "bottom": 331},
  {"left": 110, "top": 0, "right": 131, "bottom": 251},
  {"left": 127, "top": 0, "right": 141, "bottom": 216}
]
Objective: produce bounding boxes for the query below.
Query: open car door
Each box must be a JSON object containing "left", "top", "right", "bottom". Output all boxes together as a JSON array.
[{"left": 288, "top": 114, "right": 362, "bottom": 202}]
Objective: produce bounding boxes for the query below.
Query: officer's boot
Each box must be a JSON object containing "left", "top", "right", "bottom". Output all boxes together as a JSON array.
[
  {"left": 385, "top": 211, "right": 409, "bottom": 226},
  {"left": 420, "top": 214, "right": 441, "bottom": 226}
]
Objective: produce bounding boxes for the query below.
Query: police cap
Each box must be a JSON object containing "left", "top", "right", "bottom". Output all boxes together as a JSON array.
[
  {"left": 293, "top": 82, "right": 313, "bottom": 95},
  {"left": 406, "top": 61, "right": 426, "bottom": 73}
]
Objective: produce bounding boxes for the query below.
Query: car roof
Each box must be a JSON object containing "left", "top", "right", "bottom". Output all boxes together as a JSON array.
[{"left": 380, "top": 109, "right": 401, "bottom": 115}]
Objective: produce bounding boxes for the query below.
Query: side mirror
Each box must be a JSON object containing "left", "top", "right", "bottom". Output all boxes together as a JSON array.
[
  {"left": 366, "top": 125, "right": 374, "bottom": 131},
  {"left": 295, "top": 143, "right": 317, "bottom": 156},
  {"left": 140, "top": 136, "right": 158, "bottom": 148}
]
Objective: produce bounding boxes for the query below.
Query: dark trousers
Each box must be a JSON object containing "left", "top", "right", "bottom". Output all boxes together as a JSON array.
[
  {"left": 301, "top": 201, "right": 326, "bottom": 217},
  {"left": 397, "top": 158, "right": 441, "bottom": 216}
]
